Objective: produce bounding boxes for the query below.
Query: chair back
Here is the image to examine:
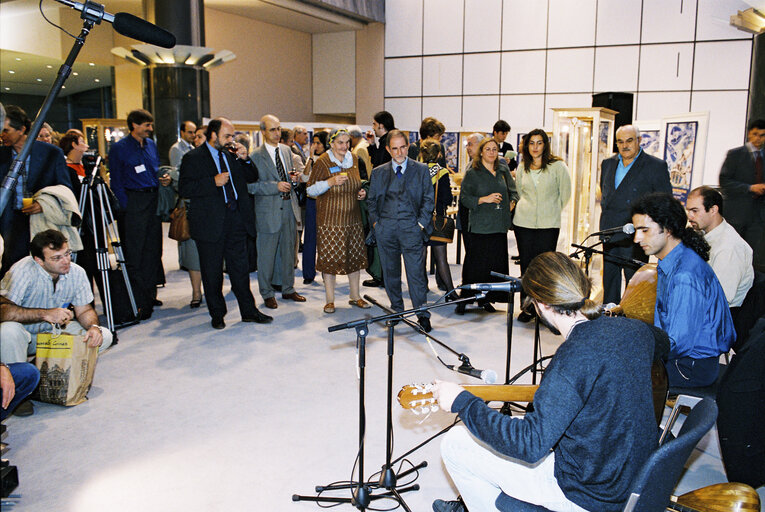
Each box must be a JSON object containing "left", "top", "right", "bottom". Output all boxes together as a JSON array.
[{"left": 624, "top": 398, "right": 718, "bottom": 512}]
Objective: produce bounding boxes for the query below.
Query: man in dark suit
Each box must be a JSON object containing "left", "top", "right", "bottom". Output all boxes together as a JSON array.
[
  {"left": 599, "top": 125, "right": 671, "bottom": 304},
  {"left": 719, "top": 118, "right": 765, "bottom": 272},
  {"left": 248, "top": 114, "right": 305, "bottom": 309},
  {"left": 178, "top": 118, "right": 272, "bottom": 330},
  {"left": 0, "top": 105, "right": 70, "bottom": 277},
  {"left": 367, "top": 130, "right": 435, "bottom": 332}
]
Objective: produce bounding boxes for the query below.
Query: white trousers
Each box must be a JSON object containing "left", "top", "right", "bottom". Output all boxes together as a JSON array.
[
  {"left": 0, "top": 321, "right": 113, "bottom": 363},
  {"left": 440, "top": 426, "right": 588, "bottom": 512}
]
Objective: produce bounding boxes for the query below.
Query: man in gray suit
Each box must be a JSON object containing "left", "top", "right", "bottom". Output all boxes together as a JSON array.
[
  {"left": 599, "top": 125, "right": 671, "bottom": 304},
  {"left": 367, "top": 130, "right": 435, "bottom": 332},
  {"left": 719, "top": 118, "right": 765, "bottom": 272},
  {"left": 248, "top": 114, "right": 305, "bottom": 309}
]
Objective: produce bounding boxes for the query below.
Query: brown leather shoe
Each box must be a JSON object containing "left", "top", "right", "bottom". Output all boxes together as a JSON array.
[
  {"left": 282, "top": 292, "right": 306, "bottom": 302},
  {"left": 264, "top": 297, "right": 278, "bottom": 309}
]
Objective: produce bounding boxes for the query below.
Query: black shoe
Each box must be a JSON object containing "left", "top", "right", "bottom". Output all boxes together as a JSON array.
[
  {"left": 432, "top": 498, "right": 466, "bottom": 512},
  {"left": 303, "top": 278, "right": 314, "bottom": 285},
  {"left": 517, "top": 311, "right": 534, "bottom": 323},
  {"left": 362, "top": 279, "right": 383, "bottom": 288},
  {"left": 12, "top": 399, "right": 34, "bottom": 417},
  {"left": 445, "top": 292, "right": 459, "bottom": 302},
  {"left": 482, "top": 302, "right": 496, "bottom": 313},
  {"left": 272, "top": 284, "right": 282, "bottom": 292},
  {"left": 211, "top": 317, "right": 226, "bottom": 330},
  {"left": 190, "top": 298, "right": 202, "bottom": 309},
  {"left": 242, "top": 308, "right": 273, "bottom": 324},
  {"left": 153, "top": 299, "right": 163, "bottom": 307},
  {"left": 417, "top": 316, "right": 432, "bottom": 333},
  {"left": 138, "top": 307, "right": 153, "bottom": 320},
  {"left": 455, "top": 302, "right": 466, "bottom": 315}
]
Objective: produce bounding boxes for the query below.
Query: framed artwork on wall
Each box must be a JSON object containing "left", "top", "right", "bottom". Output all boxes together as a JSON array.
[{"left": 659, "top": 112, "right": 709, "bottom": 205}]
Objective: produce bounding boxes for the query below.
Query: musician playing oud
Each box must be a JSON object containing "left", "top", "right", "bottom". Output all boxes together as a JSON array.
[
  {"left": 431, "top": 252, "right": 662, "bottom": 512},
  {"left": 631, "top": 192, "right": 735, "bottom": 388}
]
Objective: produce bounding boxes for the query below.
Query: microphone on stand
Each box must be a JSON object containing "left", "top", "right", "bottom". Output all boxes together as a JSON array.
[
  {"left": 54, "top": 0, "right": 176, "bottom": 48},
  {"left": 592, "top": 223, "right": 635, "bottom": 238},
  {"left": 460, "top": 280, "right": 523, "bottom": 293},
  {"left": 447, "top": 362, "right": 498, "bottom": 384}
]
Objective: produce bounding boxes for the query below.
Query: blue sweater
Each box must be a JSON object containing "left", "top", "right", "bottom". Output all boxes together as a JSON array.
[{"left": 452, "top": 316, "right": 657, "bottom": 511}]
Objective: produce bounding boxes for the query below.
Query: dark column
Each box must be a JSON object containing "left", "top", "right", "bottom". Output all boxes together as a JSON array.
[
  {"left": 143, "top": 0, "right": 209, "bottom": 165},
  {"left": 748, "top": 33, "right": 765, "bottom": 127}
]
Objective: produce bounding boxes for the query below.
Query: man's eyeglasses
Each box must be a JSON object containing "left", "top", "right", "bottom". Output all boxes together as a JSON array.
[{"left": 48, "top": 250, "right": 73, "bottom": 262}]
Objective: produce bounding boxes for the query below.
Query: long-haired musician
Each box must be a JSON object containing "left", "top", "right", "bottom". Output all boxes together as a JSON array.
[{"left": 432, "top": 252, "right": 660, "bottom": 512}]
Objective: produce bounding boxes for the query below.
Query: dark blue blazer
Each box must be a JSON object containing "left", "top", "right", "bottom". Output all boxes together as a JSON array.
[
  {"left": 599, "top": 150, "right": 671, "bottom": 231},
  {"left": 178, "top": 144, "right": 257, "bottom": 243}
]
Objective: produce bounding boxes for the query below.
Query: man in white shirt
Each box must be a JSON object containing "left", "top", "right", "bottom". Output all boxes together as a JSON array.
[{"left": 686, "top": 186, "right": 754, "bottom": 309}]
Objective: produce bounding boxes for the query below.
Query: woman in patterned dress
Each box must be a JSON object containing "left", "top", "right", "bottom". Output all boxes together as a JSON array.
[{"left": 308, "top": 129, "right": 370, "bottom": 313}]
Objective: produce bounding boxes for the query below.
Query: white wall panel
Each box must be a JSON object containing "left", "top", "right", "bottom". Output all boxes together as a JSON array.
[
  {"left": 422, "top": 96, "right": 463, "bottom": 129},
  {"left": 385, "top": 0, "right": 423, "bottom": 57},
  {"left": 635, "top": 92, "right": 691, "bottom": 120},
  {"left": 464, "top": 0, "right": 503, "bottom": 53},
  {"left": 502, "top": 0, "right": 548, "bottom": 51},
  {"left": 463, "top": 53, "right": 501, "bottom": 95},
  {"left": 693, "top": 41, "right": 751, "bottom": 91},
  {"left": 462, "top": 95, "right": 500, "bottom": 131},
  {"left": 696, "top": 0, "right": 753, "bottom": 41},
  {"left": 546, "top": 48, "right": 595, "bottom": 93},
  {"left": 385, "top": 58, "right": 422, "bottom": 97},
  {"left": 499, "top": 94, "right": 545, "bottom": 132},
  {"left": 593, "top": 46, "right": 639, "bottom": 93},
  {"left": 595, "top": 0, "right": 641, "bottom": 45},
  {"left": 501, "top": 51, "right": 546, "bottom": 94},
  {"left": 423, "top": 0, "right": 464, "bottom": 55},
  {"left": 638, "top": 43, "right": 693, "bottom": 91},
  {"left": 547, "top": 0, "right": 596, "bottom": 48},
  {"left": 691, "top": 90, "right": 749, "bottom": 186},
  {"left": 423, "top": 55, "right": 463, "bottom": 96},
  {"left": 385, "top": 98, "right": 422, "bottom": 130},
  {"left": 641, "top": 0, "right": 697, "bottom": 43}
]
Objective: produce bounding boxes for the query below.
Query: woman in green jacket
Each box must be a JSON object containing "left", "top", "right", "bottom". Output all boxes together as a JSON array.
[{"left": 457, "top": 138, "right": 518, "bottom": 314}]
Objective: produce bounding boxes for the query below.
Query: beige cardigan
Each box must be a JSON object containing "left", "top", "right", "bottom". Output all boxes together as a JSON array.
[{"left": 513, "top": 160, "right": 572, "bottom": 229}]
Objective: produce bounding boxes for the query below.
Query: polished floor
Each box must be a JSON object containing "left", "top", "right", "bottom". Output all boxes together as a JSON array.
[{"left": 1, "top": 229, "right": 762, "bottom": 511}]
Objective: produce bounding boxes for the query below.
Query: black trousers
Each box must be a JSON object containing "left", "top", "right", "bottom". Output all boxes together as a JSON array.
[
  {"left": 514, "top": 226, "right": 560, "bottom": 305},
  {"left": 195, "top": 205, "right": 257, "bottom": 320},
  {"left": 602, "top": 236, "right": 648, "bottom": 305},
  {"left": 124, "top": 190, "right": 162, "bottom": 312}
]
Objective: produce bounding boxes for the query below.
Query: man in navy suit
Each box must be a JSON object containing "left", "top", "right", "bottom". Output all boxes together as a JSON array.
[
  {"left": 0, "top": 105, "right": 70, "bottom": 277},
  {"left": 178, "top": 118, "right": 272, "bottom": 330},
  {"left": 599, "top": 125, "right": 671, "bottom": 305},
  {"left": 367, "top": 130, "right": 435, "bottom": 332},
  {"left": 719, "top": 118, "right": 765, "bottom": 272}
]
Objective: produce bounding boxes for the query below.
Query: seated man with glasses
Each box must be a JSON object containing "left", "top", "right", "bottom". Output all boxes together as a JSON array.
[{"left": 0, "top": 229, "right": 112, "bottom": 413}]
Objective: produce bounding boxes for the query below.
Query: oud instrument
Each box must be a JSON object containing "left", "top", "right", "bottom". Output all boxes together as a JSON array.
[
  {"left": 398, "top": 383, "right": 537, "bottom": 414},
  {"left": 667, "top": 482, "right": 760, "bottom": 511}
]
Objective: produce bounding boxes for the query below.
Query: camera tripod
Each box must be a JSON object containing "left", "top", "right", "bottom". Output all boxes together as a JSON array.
[{"left": 74, "top": 155, "right": 138, "bottom": 334}]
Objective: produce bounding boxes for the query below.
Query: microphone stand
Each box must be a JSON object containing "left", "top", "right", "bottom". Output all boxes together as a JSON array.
[
  {"left": 0, "top": 4, "right": 105, "bottom": 219},
  {"left": 293, "top": 293, "right": 485, "bottom": 511},
  {"left": 570, "top": 243, "right": 645, "bottom": 276}
]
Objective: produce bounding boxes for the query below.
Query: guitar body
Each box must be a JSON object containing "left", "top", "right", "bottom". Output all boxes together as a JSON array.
[{"left": 669, "top": 482, "right": 761, "bottom": 512}]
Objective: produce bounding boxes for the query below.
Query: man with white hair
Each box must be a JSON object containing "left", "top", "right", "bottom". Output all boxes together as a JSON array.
[
  {"left": 599, "top": 124, "right": 671, "bottom": 305},
  {"left": 348, "top": 125, "right": 372, "bottom": 178}
]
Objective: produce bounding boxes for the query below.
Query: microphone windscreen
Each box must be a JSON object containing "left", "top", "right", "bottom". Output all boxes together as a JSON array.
[
  {"left": 113, "top": 12, "right": 176, "bottom": 49},
  {"left": 482, "top": 369, "right": 498, "bottom": 384},
  {"left": 623, "top": 223, "right": 636, "bottom": 235}
]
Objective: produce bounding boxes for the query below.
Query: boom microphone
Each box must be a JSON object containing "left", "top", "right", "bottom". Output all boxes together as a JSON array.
[
  {"left": 55, "top": 0, "right": 176, "bottom": 48},
  {"left": 450, "top": 363, "right": 497, "bottom": 384},
  {"left": 460, "top": 279, "right": 522, "bottom": 293}
]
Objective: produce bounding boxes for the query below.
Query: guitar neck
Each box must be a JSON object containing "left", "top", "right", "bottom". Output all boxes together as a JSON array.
[{"left": 461, "top": 384, "right": 538, "bottom": 403}]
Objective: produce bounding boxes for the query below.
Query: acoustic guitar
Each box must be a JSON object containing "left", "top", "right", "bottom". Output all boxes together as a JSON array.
[{"left": 666, "top": 482, "right": 760, "bottom": 511}]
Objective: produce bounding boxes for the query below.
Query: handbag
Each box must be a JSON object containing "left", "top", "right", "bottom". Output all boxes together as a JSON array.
[
  {"left": 430, "top": 175, "right": 455, "bottom": 243},
  {"left": 168, "top": 199, "right": 190, "bottom": 242}
]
